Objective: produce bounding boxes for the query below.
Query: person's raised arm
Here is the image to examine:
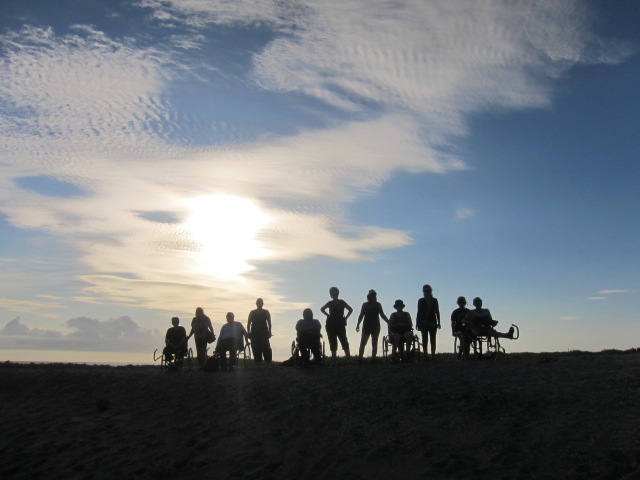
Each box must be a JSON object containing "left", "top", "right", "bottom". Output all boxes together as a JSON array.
[
  {"left": 344, "top": 301, "right": 353, "bottom": 321},
  {"left": 356, "top": 304, "right": 365, "bottom": 332}
]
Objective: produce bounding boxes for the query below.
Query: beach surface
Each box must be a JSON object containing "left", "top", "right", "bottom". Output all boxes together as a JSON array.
[{"left": 2, "top": 352, "right": 640, "bottom": 479}]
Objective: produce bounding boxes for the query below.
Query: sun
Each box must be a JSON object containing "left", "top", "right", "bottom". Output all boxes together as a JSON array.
[{"left": 183, "top": 194, "right": 270, "bottom": 280}]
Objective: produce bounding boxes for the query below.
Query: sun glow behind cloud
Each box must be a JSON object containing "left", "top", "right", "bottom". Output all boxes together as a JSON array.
[
  {"left": 183, "top": 194, "right": 270, "bottom": 280},
  {"left": 1, "top": 0, "right": 637, "bottom": 358}
]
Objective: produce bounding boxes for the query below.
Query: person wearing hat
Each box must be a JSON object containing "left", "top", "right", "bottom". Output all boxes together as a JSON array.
[
  {"left": 388, "top": 299, "right": 414, "bottom": 361},
  {"left": 355, "top": 289, "right": 389, "bottom": 362},
  {"left": 416, "top": 284, "right": 441, "bottom": 360}
]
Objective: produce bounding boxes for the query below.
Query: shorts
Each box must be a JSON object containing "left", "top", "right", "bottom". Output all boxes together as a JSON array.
[{"left": 326, "top": 319, "right": 349, "bottom": 352}]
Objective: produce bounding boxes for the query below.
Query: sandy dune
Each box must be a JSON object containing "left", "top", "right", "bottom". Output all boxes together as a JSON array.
[{"left": 2, "top": 352, "right": 640, "bottom": 479}]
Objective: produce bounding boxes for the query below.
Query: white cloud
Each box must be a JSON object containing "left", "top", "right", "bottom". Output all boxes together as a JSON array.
[
  {"left": 0, "top": 1, "right": 632, "bottom": 321},
  {"left": 597, "top": 290, "right": 631, "bottom": 295},
  {"left": 0, "top": 316, "right": 162, "bottom": 352},
  {"left": 558, "top": 316, "right": 578, "bottom": 321},
  {"left": 454, "top": 208, "right": 475, "bottom": 221}
]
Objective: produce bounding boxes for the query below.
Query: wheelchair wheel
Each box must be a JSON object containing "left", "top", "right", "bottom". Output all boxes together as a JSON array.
[{"left": 382, "top": 336, "right": 390, "bottom": 362}]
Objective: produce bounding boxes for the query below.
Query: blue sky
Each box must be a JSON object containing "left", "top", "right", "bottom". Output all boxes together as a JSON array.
[{"left": 1, "top": 0, "right": 638, "bottom": 362}]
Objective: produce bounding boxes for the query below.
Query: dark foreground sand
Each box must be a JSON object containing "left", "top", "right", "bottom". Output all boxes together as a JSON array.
[{"left": 2, "top": 352, "right": 640, "bottom": 479}]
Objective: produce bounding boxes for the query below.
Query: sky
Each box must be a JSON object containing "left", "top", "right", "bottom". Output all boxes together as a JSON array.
[{"left": 1, "top": 0, "right": 639, "bottom": 363}]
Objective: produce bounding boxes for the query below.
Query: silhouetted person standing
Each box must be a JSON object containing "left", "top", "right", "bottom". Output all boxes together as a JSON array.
[
  {"left": 320, "top": 286, "right": 353, "bottom": 364},
  {"left": 356, "top": 289, "right": 389, "bottom": 362},
  {"left": 295, "top": 308, "right": 323, "bottom": 365},
  {"left": 188, "top": 307, "right": 215, "bottom": 367},
  {"left": 247, "top": 298, "right": 272, "bottom": 365},
  {"left": 163, "top": 316, "right": 187, "bottom": 363},
  {"left": 416, "top": 284, "right": 440, "bottom": 360}
]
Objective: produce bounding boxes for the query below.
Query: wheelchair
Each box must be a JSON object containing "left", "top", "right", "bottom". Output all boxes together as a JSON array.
[
  {"left": 213, "top": 339, "right": 253, "bottom": 370},
  {"left": 453, "top": 322, "right": 519, "bottom": 361},
  {"left": 291, "top": 336, "right": 325, "bottom": 367},
  {"left": 382, "top": 329, "right": 422, "bottom": 362},
  {"left": 154, "top": 346, "right": 194, "bottom": 371},
  {"left": 236, "top": 340, "right": 252, "bottom": 368}
]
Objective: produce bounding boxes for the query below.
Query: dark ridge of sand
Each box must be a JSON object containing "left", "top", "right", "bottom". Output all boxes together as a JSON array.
[{"left": 1, "top": 353, "right": 640, "bottom": 479}]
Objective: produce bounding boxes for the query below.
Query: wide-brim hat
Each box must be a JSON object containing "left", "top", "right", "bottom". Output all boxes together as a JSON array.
[{"left": 393, "top": 299, "right": 405, "bottom": 309}]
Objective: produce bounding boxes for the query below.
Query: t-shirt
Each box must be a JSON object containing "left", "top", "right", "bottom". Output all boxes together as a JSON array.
[
  {"left": 296, "top": 318, "right": 322, "bottom": 338},
  {"left": 416, "top": 297, "right": 440, "bottom": 328},
  {"left": 219, "top": 321, "right": 247, "bottom": 341},
  {"left": 389, "top": 311, "right": 412, "bottom": 333},
  {"left": 450, "top": 307, "right": 470, "bottom": 332},
  {"left": 360, "top": 301, "right": 384, "bottom": 328},
  {"left": 248, "top": 308, "right": 271, "bottom": 337},
  {"left": 165, "top": 326, "right": 187, "bottom": 346},
  {"left": 323, "top": 299, "right": 349, "bottom": 320},
  {"left": 191, "top": 315, "right": 213, "bottom": 340}
]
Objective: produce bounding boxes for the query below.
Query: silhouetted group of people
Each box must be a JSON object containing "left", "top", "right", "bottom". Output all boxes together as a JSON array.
[
  {"left": 162, "top": 299, "right": 273, "bottom": 370},
  {"left": 162, "top": 284, "right": 515, "bottom": 368}
]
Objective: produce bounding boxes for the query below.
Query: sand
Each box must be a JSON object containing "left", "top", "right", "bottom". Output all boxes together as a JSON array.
[{"left": 2, "top": 352, "right": 640, "bottom": 479}]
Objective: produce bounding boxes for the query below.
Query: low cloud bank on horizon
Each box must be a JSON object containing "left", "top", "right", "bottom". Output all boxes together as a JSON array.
[
  {"left": 0, "top": 316, "right": 162, "bottom": 352},
  {"left": 0, "top": 0, "right": 633, "bottom": 321}
]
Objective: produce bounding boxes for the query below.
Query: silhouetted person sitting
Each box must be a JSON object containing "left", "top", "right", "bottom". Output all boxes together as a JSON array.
[
  {"left": 451, "top": 296, "right": 472, "bottom": 359},
  {"left": 163, "top": 316, "right": 187, "bottom": 364},
  {"left": 450, "top": 296, "right": 470, "bottom": 335},
  {"left": 216, "top": 312, "right": 249, "bottom": 371},
  {"left": 247, "top": 298, "right": 273, "bottom": 365},
  {"left": 464, "top": 297, "right": 514, "bottom": 339},
  {"left": 295, "top": 308, "right": 323, "bottom": 366},
  {"left": 388, "top": 299, "right": 413, "bottom": 361}
]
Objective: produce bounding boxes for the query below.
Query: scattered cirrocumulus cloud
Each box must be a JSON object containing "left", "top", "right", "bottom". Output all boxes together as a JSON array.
[
  {"left": 0, "top": 316, "right": 162, "bottom": 352},
  {"left": 0, "top": 1, "right": 633, "bottom": 321}
]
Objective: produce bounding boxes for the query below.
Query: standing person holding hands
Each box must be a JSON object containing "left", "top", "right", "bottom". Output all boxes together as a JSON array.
[
  {"left": 320, "top": 287, "right": 353, "bottom": 365},
  {"left": 416, "top": 284, "right": 441, "bottom": 360},
  {"left": 356, "top": 289, "right": 388, "bottom": 363},
  {"left": 247, "top": 298, "right": 273, "bottom": 366},
  {"left": 188, "top": 307, "right": 215, "bottom": 367}
]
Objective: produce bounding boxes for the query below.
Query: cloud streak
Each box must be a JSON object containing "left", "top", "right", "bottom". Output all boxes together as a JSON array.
[{"left": 0, "top": 0, "right": 633, "bottom": 324}]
